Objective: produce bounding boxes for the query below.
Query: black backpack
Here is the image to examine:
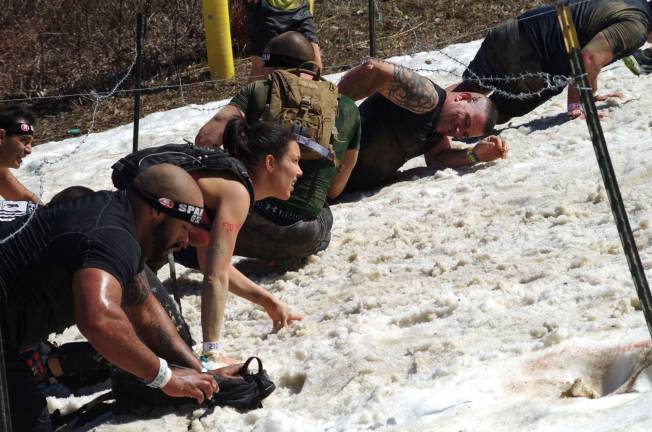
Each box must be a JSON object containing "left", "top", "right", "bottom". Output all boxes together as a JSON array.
[
  {"left": 110, "top": 357, "right": 276, "bottom": 414},
  {"left": 111, "top": 143, "right": 255, "bottom": 204}
]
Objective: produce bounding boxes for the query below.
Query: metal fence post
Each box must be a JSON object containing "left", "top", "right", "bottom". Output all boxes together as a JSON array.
[
  {"left": 368, "top": 0, "right": 376, "bottom": 57},
  {"left": 132, "top": 13, "right": 144, "bottom": 154},
  {"left": 556, "top": 1, "right": 652, "bottom": 338}
]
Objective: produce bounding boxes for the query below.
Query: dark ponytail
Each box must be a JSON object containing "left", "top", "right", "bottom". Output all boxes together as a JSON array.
[{"left": 222, "top": 118, "right": 295, "bottom": 172}]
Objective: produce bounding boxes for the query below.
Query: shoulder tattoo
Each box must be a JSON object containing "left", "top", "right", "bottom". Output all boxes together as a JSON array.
[{"left": 387, "top": 65, "right": 438, "bottom": 113}]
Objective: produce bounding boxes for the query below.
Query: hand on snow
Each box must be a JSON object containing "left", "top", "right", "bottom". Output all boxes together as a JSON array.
[
  {"left": 266, "top": 301, "right": 304, "bottom": 331},
  {"left": 594, "top": 92, "right": 624, "bottom": 102},
  {"left": 473, "top": 135, "right": 508, "bottom": 162}
]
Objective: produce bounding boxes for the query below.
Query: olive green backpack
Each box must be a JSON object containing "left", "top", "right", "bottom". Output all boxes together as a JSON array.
[{"left": 263, "top": 69, "right": 341, "bottom": 167}]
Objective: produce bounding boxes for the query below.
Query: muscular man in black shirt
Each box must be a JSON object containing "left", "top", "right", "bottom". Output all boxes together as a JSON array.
[
  {"left": 457, "top": 0, "right": 652, "bottom": 121},
  {"left": 0, "top": 164, "right": 222, "bottom": 431},
  {"left": 338, "top": 59, "right": 508, "bottom": 192}
]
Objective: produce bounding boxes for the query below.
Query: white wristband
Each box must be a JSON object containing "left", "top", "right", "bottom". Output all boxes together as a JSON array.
[
  {"left": 147, "top": 357, "right": 172, "bottom": 388},
  {"left": 202, "top": 341, "right": 220, "bottom": 352},
  {"left": 160, "top": 365, "right": 172, "bottom": 388}
]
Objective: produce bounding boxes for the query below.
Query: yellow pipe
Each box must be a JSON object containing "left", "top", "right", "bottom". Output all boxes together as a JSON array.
[
  {"left": 202, "top": 0, "right": 234, "bottom": 79},
  {"left": 555, "top": 2, "right": 580, "bottom": 53},
  {"left": 309, "top": 0, "right": 314, "bottom": 16}
]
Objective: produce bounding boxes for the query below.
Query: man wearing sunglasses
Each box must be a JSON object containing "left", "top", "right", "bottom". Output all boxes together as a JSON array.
[
  {"left": 0, "top": 106, "right": 39, "bottom": 204},
  {"left": 1, "top": 164, "right": 223, "bottom": 431}
]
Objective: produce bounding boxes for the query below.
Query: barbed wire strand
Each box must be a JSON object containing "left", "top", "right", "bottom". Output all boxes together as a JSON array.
[
  {"left": 0, "top": 0, "right": 600, "bottom": 243},
  {"left": 0, "top": 0, "right": 599, "bottom": 105},
  {"left": 0, "top": 49, "right": 139, "bottom": 244}
]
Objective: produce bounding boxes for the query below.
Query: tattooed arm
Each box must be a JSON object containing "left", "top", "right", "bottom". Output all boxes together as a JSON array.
[
  {"left": 195, "top": 176, "right": 250, "bottom": 345},
  {"left": 74, "top": 268, "right": 217, "bottom": 402},
  {"left": 122, "top": 270, "right": 201, "bottom": 369},
  {"left": 337, "top": 59, "right": 438, "bottom": 113}
]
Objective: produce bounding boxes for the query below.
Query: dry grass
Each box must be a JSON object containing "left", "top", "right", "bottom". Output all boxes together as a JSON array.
[{"left": 0, "top": 0, "right": 548, "bottom": 145}]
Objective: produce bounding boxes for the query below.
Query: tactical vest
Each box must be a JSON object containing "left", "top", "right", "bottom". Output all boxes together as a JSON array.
[
  {"left": 111, "top": 143, "right": 255, "bottom": 206},
  {"left": 263, "top": 70, "right": 341, "bottom": 168}
]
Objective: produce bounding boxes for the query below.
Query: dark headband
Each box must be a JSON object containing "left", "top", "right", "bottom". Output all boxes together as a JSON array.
[
  {"left": 128, "top": 184, "right": 206, "bottom": 229},
  {"left": 3, "top": 122, "right": 34, "bottom": 136},
  {"left": 262, "top": 52, "right": 317, "bottom": 72}
]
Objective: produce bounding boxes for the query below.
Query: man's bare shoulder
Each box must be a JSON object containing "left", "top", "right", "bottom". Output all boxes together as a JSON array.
[{"left": 0, "top": 167, "right": 11, "bottom": 178}]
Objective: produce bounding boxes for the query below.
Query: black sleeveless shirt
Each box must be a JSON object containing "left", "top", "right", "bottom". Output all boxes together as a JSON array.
[{"left": 346, "top": 83, "right": 447, "bottom": 191}]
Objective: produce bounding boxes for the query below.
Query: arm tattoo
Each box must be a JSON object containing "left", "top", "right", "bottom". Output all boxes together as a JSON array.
[
  {"left": 207, "top": 239, "right": 229, "bottom": 258},
  {"left": 221, "top": 221, "right": 242, "bottom": 234},
  {"left": 387, "top": 65, "right": 438, "bottom": 113},
  {"left": 153, "top": 327, "right": 173, "bottom": 351},
  {"left": 123, "top": 270, "right": 150, "bottom": 307}
]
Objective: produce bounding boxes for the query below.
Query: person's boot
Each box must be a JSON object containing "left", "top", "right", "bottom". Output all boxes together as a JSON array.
[{"left": 623, "top": 48, "right": 652, "bottom": 76}]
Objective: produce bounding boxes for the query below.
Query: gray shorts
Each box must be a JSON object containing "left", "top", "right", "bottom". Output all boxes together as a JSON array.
[{"left": 234, "top": 206, "right": 333, "bottom": 260}]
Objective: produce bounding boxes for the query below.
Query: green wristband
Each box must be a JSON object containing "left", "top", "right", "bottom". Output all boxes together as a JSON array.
[{"left": 466, "top": 148, "right": 480, "bottom": 165}]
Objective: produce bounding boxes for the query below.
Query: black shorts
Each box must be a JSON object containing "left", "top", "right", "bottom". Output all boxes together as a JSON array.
[
  {"left": 5, "top": 345, "right": 53, "bottom": 432},
  {"left": 245, "top": 0, "right": 318, "bottom": 56},
  {"left": 175, "top": 207, "right": 332, "bottom": 264},
  {"left": 463, "top": 19, "right": 565, "bottom": 118},
  {"left": 235, "top": 206, "right": 333, "bottom": 260}
]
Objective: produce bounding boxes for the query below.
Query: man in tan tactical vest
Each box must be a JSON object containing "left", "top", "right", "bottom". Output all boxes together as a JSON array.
[{"left": 196, "top": 31, "right": 361, "bottom": 265}]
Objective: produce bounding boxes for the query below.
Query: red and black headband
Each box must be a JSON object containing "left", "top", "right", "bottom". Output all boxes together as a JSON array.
[
  {"left": 3, "top": 122, "right": 34, "bottom": 136},
  {"left": 127, "top": 184, "right": 206, "bottom": 229}
]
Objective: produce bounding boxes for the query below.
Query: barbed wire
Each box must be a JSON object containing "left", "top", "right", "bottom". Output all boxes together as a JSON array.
[
  {"left": 0, "top": 48, "right": 139, "bottom": 244},
  {"left": 0, "top": 0, "right": 599, "bottom": 106},
  {"left": 0, "top": 0, "right": 607, "bottom": 244}
]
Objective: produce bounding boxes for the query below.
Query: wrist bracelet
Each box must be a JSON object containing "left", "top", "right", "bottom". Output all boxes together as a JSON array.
[
  {"left": 202, "top": 341, "right": 220, "bottom": 352},
  {"left": 147, "top": 357, "right": 172, "bottom": 388},
  {"left": 466, "top": 148, "right": 480, "bottom": 165},
  {"left": 567, "top": 102, "right": 583, "bottom": 112}
]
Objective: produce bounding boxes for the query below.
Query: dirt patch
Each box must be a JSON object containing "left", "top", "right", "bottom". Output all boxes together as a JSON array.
[{"left": 2, "top": 0, "right": 548, "bottom": 145}]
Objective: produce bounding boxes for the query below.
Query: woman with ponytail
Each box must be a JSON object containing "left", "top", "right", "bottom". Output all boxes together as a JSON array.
[{"left": 174, "top": 117, "right": 303, "bottom": 368}]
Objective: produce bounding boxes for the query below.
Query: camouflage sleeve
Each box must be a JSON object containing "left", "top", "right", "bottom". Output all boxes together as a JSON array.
[
  {"left": 229, "top": 81, "right": 270, "bottom": 121},
  {"left": 229, "top": 82, "right": 255, "bottom": 113},
  {"left": 336, "top": 96, "right": 361, "bottom": 151}
]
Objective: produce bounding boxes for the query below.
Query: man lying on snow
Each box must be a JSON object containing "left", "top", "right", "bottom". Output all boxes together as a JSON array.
[
  {"left": 195, "top": 31, "right": 361, "bottom": 262},
  {"left": 337, "top": 59, "right": 508, "bottom": 193},
  {"left": 453, "top": 0, "right": 652, "bottom": 122}
]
